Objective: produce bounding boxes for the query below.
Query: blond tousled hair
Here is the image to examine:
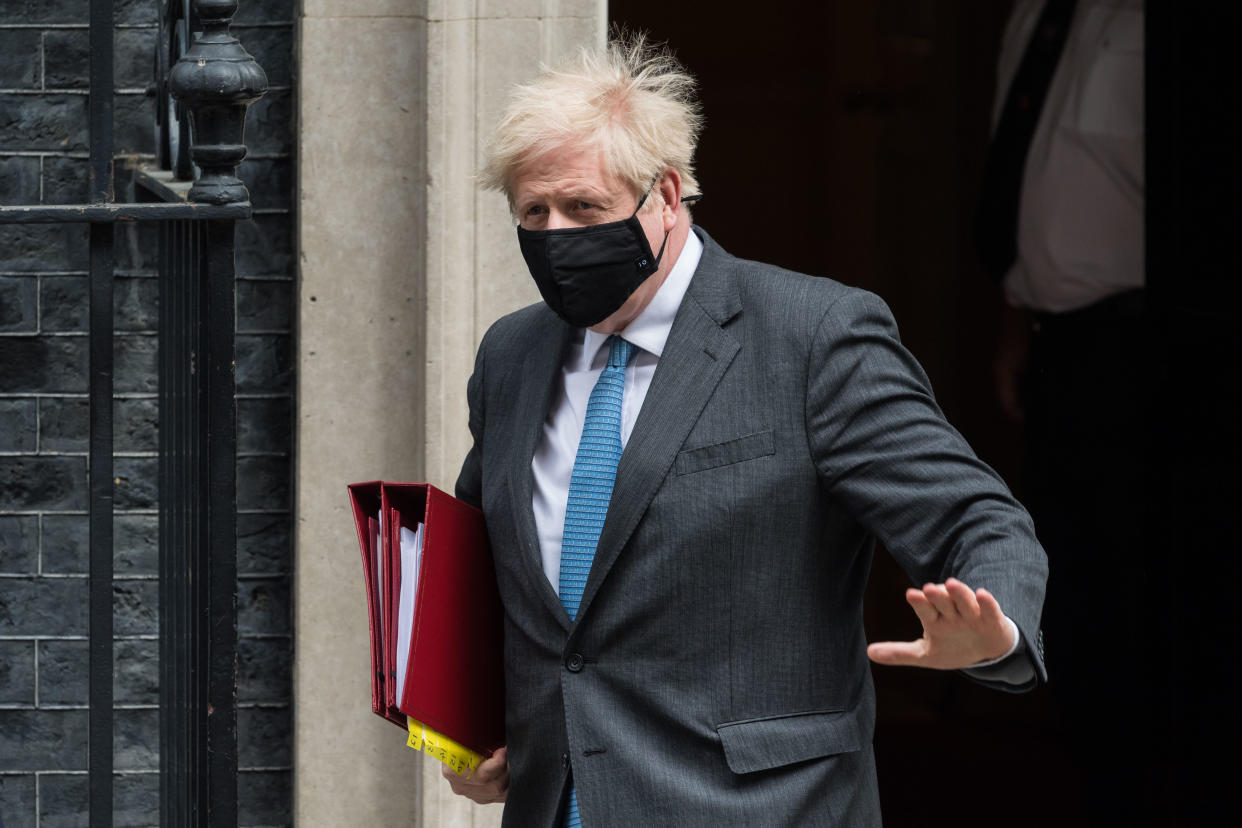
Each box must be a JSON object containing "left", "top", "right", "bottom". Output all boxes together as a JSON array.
[{"left": 480, "top": 33, "right": 703, "bottom": 213}]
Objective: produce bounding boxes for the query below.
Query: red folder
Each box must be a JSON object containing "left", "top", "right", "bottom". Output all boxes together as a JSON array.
[{"left": 347, "top": 481, "right": 505, "bottom": 757}]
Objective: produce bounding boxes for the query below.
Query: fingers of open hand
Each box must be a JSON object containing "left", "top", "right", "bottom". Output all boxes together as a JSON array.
[
  {"left": 867, "top": 639, "right": 927, "bottom": 666},
  {"left": 921, "top": 582, "right": 958, "bottom": 619},
  {"left": 442, "top": 747, "right": 509, "bottom": 804},
  {"left": 945, "top": 578, "right": 982, "bottom": 620},
  {"left": 904, "top": 588, "right": 940, "bottom": 628},
  {"left": 975, "top": 587, "right": 1006, "bottom": 627},
  {"left": 876, "top": 580, "right": 1011, "bottom": 669},
  {"left": 916, "top": 580, "right": 989, "bottom": 632}
]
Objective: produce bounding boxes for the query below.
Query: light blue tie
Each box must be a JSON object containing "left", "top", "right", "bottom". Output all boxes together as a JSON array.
[{"left": 559, "top": 334, "right": 635, "bottom": 828}]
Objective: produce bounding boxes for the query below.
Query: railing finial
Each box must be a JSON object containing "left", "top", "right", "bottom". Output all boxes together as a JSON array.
[{"left": 169, "top": 0, "right": 269, "bottom": 204}]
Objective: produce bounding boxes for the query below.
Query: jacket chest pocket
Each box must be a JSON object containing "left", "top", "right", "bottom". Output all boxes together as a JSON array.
[{"left": 674, "top": 429, "right": 775, "bottom": 476}]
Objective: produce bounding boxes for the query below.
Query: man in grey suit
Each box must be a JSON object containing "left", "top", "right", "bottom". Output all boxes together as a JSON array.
[{"left": 444, "top": 36, "right": 1047, "bottom": 826}]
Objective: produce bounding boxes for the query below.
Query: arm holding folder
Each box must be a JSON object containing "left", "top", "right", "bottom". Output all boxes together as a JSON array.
[{"left": 347, "top": 481, "right": 505, "bottom": 775}]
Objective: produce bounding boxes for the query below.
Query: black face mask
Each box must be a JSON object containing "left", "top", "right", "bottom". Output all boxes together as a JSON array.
[{"left": 517, "top": 185, "right": 702, "bottom": 328}]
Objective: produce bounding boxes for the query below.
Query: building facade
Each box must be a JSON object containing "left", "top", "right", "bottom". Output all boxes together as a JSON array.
[{"left": 1, "top": 0, "right": 602, "bottom": 825}]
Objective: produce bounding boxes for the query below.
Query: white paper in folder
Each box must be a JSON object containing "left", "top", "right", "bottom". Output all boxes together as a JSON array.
[
  {"left": 374, "top": 511, "right": 383, "bottom": 633},
  {"left": 394, "top": 521, "right": 424, "bottom": 703}
]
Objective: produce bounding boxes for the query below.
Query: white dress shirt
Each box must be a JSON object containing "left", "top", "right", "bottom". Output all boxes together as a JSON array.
[
  {"left": 530, "top": 228, "right": 1022, "bottom": 670},
  {"left": 531, "top": 230, "right": 704, "bottom": 590},
  {"left": 997, "top": 0, "right": 1144, "bottom": 312}
]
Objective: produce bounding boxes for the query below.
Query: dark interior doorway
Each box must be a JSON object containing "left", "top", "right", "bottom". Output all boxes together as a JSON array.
[{"left": 608, "top": 2, "right": 1088, "bottom": 823}]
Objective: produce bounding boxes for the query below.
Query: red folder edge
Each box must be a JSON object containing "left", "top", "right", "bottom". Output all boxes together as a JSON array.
[
  {"left": 346, "top": 481, "right": 405, "bottom": 728},
  {"left": 349, "top": 481, "right": 506, "bottom": 756}
]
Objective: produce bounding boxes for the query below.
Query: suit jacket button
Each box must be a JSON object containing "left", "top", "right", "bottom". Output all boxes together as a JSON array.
[
  {"left": 562, "top": 751, "right": 571, "bottom": 769},
  {"left": 566, "top": 653, "right": 584, "bottom": 673}
]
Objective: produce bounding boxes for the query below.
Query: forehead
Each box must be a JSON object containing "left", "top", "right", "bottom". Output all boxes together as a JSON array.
[{"left": 510, "top": 144, "right": 626, "bottom": 203}]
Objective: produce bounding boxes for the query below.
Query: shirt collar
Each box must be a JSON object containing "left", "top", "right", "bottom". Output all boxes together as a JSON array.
[{"left": 579, "top": 228, "right": 704, "bottom": 367}]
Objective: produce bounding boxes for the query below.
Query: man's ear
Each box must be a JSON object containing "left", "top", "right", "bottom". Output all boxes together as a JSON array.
[{"left": 659, "top": 168, "right": 683, "bottom": 232}]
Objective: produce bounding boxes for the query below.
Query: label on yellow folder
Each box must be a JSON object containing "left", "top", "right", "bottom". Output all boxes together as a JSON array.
[{"left": 406, "top": 716, "right": 484, "bottom": 775}]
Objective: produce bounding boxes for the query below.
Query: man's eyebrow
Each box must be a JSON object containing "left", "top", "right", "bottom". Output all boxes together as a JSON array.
[
  {"left": 516, "top": 183, "right": 614, "bottom": 209},
  {"left": 563, "top": 188, "right": 613, "bottom": 205}
]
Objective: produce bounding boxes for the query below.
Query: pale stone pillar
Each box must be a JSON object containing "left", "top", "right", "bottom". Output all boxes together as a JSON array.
[{"left": 295, "top": 2, "right": 604, "bottom": 826}]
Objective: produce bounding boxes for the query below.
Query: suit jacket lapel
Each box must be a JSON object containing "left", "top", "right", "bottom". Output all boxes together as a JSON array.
[
  {"left": 574, "top": 228, "right": 743, "bottom": 625},
  {"left": 507, "top": 315, "right": 574, "bottom": 630}
]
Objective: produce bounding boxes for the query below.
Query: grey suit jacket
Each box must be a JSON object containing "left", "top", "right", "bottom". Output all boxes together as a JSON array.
[{"left": 456, "top": 226, "right": 1048, "bottom": 827}]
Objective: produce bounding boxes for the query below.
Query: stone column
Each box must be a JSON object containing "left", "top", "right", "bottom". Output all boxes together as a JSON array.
[{"left": 295, "top": 2, "right": 604, "bottom": 826}]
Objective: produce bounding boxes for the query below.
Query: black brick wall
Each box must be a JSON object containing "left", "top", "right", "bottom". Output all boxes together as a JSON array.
[{"left": 0, "top": 1, "right": 295, "bottom": 825}]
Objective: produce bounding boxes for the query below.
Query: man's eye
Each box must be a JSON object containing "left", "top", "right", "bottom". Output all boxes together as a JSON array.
[
  {"left": 575, "top": 201, "right": 595, "bottom": 211},
  {"left": 525, "top": 205, "right": 546, "bottom": 217}
]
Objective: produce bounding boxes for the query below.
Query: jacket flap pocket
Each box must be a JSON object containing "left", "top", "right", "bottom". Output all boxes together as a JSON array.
[
  {"left": 716, "top": 708, "right": 865, "bottom": 775},
  {"left": 675, "top": 430, "right": 775, "bottom": 476}
]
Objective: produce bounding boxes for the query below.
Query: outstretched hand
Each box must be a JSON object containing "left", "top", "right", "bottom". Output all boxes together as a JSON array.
[{"left": 867, "top": 578, "right": 1015, "bottom": 670}]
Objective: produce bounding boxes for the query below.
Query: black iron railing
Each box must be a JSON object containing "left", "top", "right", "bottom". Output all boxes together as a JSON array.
[{"left": 0, "top": 1, "right": 267, "bottom": 824}]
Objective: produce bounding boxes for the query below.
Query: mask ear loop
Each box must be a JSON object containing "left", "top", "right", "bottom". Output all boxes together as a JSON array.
[
  {"left": 646, "top": 192, "right": 704, "bottom": 271},
  {"left": 648, "top": 196, "right": 702, "bottom": 270},
  {"left": 633, "top": 175, "right": 662, "bottom": 213},
  {"left": 637, "top": 179, "right": 704, "bottom": 271},
  {"left": 636, "top": 172, "right": 702, "bottom": 212}
]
